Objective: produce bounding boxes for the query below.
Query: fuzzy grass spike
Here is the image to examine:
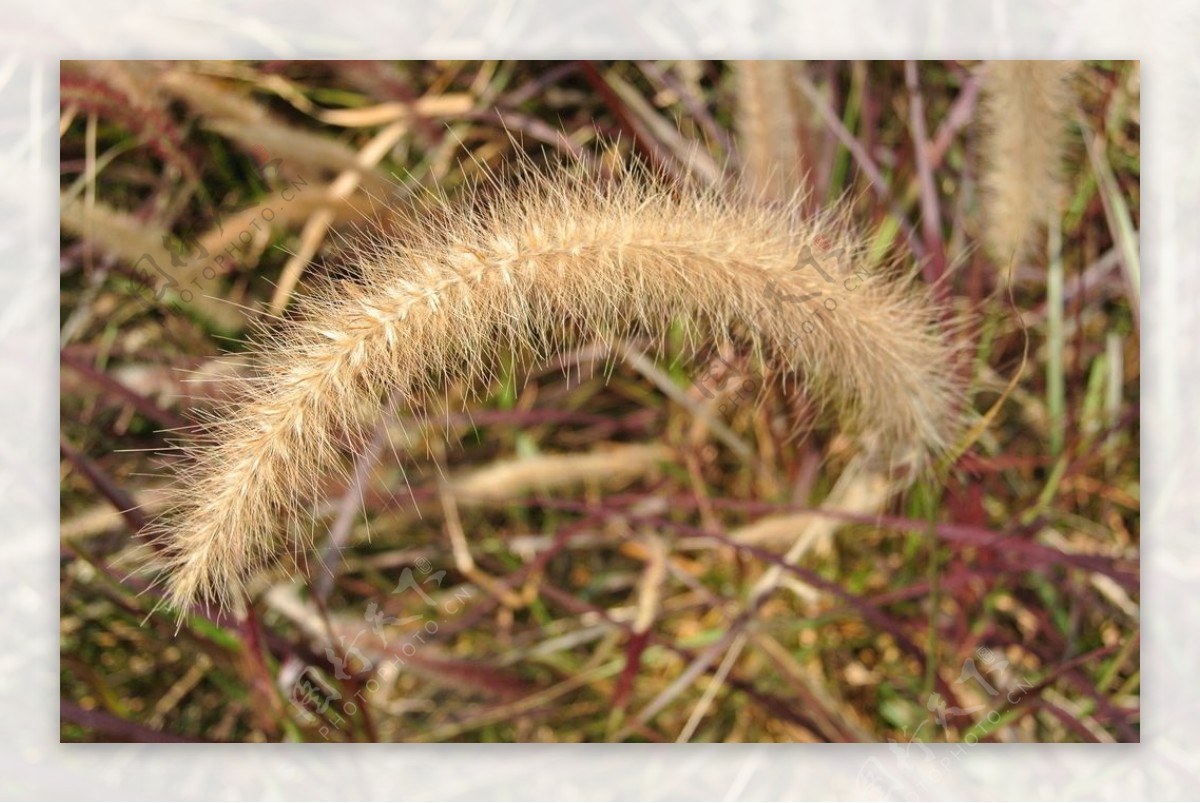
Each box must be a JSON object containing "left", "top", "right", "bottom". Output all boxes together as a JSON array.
[
  {"left": 150, "top": 163, "right": 965, "bottom": 614},
  {"left": 980, "top": 60, "right": 1077, "bottom": 265}
]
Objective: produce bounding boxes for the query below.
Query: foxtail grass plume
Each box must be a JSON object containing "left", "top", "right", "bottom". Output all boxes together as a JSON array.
[
  {"left": 733, "top": 60, "right": 814, "bottom": 203},
  {"left": 979, "top": 60, "right": 1077, "bottom": 266},
  {"left": 151, "top": 162, "right": 965, "bottom": 615}
]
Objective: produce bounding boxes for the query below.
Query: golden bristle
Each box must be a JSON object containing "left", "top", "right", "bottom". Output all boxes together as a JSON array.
[{"left": 150, "top": 162, "right": 965, "bottom": 614}]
